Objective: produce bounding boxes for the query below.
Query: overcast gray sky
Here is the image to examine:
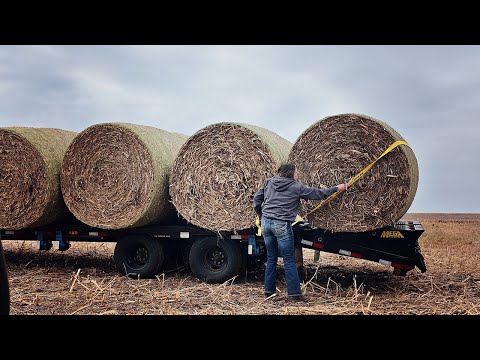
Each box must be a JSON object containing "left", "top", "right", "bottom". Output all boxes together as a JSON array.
[{"left": 0, "top": 45, "right": 478, "bottom": 213}]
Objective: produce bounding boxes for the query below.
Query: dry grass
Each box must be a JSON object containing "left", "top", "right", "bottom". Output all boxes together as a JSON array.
[
  {"left": 2, "top": 213, "right": 479, "bottom": 315},
  {"left": 289, "top": 114, "right": 419, "bottom": 232}
]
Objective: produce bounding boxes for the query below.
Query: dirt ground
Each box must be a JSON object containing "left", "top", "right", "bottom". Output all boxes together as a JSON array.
[{"left": 2, "top": 213, "right": 480, "bottom": 315}]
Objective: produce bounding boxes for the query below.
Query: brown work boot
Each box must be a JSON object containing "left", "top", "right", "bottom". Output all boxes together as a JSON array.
[{"left": 288, "top": 294, "right": 308, "bottom": 302}]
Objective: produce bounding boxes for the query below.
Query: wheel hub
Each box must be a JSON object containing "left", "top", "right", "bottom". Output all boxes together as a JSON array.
[
  {"left": 210, "top": 250, "right": 225, "bottom": 266},
  {"left": 127, "top": 246, "right": 149, "bottom": 268}
]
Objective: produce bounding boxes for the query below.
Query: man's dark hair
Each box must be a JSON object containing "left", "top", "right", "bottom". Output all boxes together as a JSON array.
[{"left": 278, "top": 163, "right": 296, "bottom": 179}]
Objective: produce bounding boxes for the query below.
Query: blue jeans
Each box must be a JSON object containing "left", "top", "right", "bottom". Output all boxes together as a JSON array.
[{"left": 261, "top": 216, "right": 301, "bottom": 297}]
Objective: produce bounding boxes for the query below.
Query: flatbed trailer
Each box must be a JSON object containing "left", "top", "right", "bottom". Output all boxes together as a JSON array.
[{"left": 0, "top": 219, "right": 426, "bottom": 283}]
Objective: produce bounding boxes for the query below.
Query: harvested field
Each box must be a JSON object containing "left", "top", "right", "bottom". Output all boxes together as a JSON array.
[{"left": 2, "top": 213, "right": 479, "bottom": 315}]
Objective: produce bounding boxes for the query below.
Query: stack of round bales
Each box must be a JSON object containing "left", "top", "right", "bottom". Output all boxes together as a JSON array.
[
  {"left": 60, "top": 123, "right": 187, "bottom": 229},
  {"left": 288, "top": 113, "right": 418, "bottom": 232},
  {"left": 169, "top": 123, "right": 292, "bottom": 232},
  {"left": 0, "top": 127, "right": 77, "bottom": 230}
]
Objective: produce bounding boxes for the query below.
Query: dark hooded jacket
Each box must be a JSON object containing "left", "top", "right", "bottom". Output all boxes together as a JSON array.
[{"left": 253, "top": 175, "right": 338, "bottom": 222}]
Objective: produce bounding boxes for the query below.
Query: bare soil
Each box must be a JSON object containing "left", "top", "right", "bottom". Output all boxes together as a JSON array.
[{"left": 3, "top": 213, "right": 480, "bottom": 315}]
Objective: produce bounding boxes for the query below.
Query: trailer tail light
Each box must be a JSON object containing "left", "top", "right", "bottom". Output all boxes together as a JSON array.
[
  {"left": 392, "top": 263, "right": 414, "bottom": 270},
  {"left": 68, "top": 230, "right": 78, "bottom": 235},
  {"left": 392, "top": 264, "right": 414, "bottom": 276},
  {"left": 300, "top": 240, "right": 324, "bottom": 249}
]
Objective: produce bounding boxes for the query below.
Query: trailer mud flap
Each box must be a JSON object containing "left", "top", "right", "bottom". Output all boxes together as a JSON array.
[{"left": 414, "top": 240, "right": 427, "bottom": 273}]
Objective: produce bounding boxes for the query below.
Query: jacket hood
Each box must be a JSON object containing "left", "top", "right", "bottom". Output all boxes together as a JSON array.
[{"left": 269, "top": 175, "right": 296, "bottom": 192}]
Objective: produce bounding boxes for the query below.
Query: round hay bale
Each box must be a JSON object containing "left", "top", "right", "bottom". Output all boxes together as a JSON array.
[
  {"left": 170, "top": 122, "right": 292, "bottom": 232},
  {"left": 288, "top": 113, "right": 419, "bottom": 232},
  {"left": 0, "top": 127, "right": 77, "bottom": 230},
  {"left": 61, "top": 123, "right": 188, "bottom": 229}
]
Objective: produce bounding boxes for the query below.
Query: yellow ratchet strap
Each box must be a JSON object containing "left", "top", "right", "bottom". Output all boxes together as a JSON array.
[
  {"left": 291, "top": 140, "right": 410, "bottom": 226},
  {"left": 255, "top": 216, "right": 262, "bottom": 236}
]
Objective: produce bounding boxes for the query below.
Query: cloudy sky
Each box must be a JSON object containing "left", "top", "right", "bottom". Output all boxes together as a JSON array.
[{"left": 0, "top": 45, "right": 478, "bottom": 213}]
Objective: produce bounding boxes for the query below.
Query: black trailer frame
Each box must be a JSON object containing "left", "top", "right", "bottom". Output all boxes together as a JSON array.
[
  {"left": 292, "top": 220, "right": 427, "bottom": 276},
  {"left": 0, "top": 219, "right": 426, "bottom": 283}
]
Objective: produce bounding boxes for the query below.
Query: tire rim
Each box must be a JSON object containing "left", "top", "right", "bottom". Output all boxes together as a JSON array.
[
  {"left": 204, "top": 247, "right": 227, "bottom": 272},
  {"left": 126, "top": 245, "right": 149, "bottom": 270}
]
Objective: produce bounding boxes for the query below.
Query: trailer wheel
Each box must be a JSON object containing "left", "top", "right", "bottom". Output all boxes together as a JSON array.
[
  {"left": 114, "top": 235, "right": 164, "bottom": 278},
  {"left": 189, "top": 237, "right": 242, "bottom": 283}
]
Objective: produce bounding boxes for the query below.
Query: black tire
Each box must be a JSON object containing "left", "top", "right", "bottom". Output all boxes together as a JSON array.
[
  {"left": 189, "top": 237, "right": 243, "bottom": 283},
  {"left": 114, "top": 235, "right": 164, "bottom": 278}
]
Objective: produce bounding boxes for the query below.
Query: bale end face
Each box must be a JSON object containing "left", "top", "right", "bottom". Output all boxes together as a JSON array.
[
  {"left": 0, "top": 130, "right": 48, "bottom": 229},
  {"left": 0, "top": 127, "right": 76, "bottom": 230},
  {"left": 170, "top": 122, "right": 292, "bottom": 232},
  {"left": 61, "top": 124, "right": 156, "bottom": 229},
  {"left": 289, "top": 114, "right": 418, "bottom": 232},
  {"left": 61, "top": 123, "right": 186, "bottom": 229}
]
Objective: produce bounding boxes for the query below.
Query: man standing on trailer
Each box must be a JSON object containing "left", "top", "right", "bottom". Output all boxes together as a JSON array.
[{"left": 253, "top": 163, "right": 346, "bottom": 302}]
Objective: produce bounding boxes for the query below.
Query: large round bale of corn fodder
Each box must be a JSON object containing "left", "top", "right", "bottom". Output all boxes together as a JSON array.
[
  {"left": 170, "top": 123, "right": 292, "bottom": 232},
  {"left": 0, "top": 127, "right": 77, "bottom": 230},
  {"left": 61, "top": 123, "right": 188, "bottom": 229},
  {"left": 289, "top": 113, "right": 418, "bottom": 232}
]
